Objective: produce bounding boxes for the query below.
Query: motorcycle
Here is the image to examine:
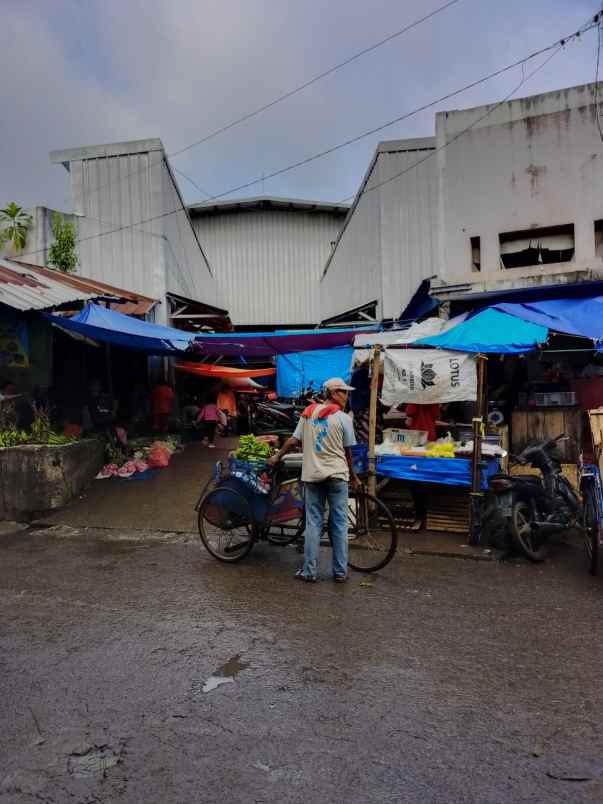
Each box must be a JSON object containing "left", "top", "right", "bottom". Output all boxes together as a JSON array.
[
  {"left": 483, "top": 433, "right": 582, "bottom": 561},
  {"left": 247, "top": 396, "right": 302, "bottom": 441}
]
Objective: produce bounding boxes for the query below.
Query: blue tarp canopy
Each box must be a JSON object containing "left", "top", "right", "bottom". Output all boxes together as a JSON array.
[
  {"left": 493, "top": 299, "right": 603, "bottom": 347},
  {"left": 276, "top": 346, "right": 353, "bottom": 398},
  {"left": 415, "top": 308, "right": 548, "bottom": 353},
  {"left": 191, "top": 326, "right": 378, "bottom": 358},
  {"left": 45, "top": 303, "right": 196, "bottom": 355}
]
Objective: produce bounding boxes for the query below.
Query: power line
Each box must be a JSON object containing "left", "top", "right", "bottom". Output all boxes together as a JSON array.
[
  {"left": 17, "top": 14, "right": 597, "bottom": 262},
  {"left": 172, "top": 166, "right": 213, "bottom": 199},
  {"left": 594, "top": 10, "right": 603, "bottom": 140},
  {"left": 63, "top": 0, "right": 463, "bottom": 211}
]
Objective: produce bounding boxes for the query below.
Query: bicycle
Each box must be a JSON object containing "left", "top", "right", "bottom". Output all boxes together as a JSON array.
[
  {"left": 579, "top": 460, "right": 602, "bottom": 576},
  {"left": 195, "top": 460, "right": 398, "bottom": 573}
]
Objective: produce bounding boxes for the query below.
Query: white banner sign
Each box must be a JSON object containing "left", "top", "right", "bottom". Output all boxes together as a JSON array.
[{"left": 381, "top": 349, "right": 477, "bottom": 405}]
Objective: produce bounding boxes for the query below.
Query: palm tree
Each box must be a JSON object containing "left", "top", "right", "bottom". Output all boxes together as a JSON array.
[{"left": 0, "top": 202, "right": 32, "bottom": 254}]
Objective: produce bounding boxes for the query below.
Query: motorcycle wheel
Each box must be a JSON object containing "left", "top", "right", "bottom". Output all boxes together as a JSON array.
[
  {"left": 511, "top": 501, "right": 548, "bottom": 562},
  {"left": 582, "top": 489, "right": 600, "bottom": 576}
]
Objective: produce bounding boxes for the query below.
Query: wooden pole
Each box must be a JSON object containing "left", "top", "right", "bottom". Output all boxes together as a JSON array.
[
  {"left": 367, "top": 344, "right": 381, "bottom": 497},
  {"left": 469, "top": 354, "right": 487, "bottom": 544}
]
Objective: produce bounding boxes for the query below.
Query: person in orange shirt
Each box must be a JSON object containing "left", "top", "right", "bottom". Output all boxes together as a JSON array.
[
  {"left": 405, "top": 403, "right": 447, "bottom": 443},
  {"left": 217, "top": 384, "right": 237, "bottom": 433},
  {"left": 151, "top": 381, "right": 174, "bottom": 434}
]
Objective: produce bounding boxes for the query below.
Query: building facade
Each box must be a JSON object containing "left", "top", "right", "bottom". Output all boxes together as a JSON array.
[
  {"left": 320, "top": 81, "right": 603, "bottom": 321},
  {"left": 45, "top": 139, "right": 226, "bottom": 327},
  {"left": 189, "top": 197, "right": 348, "bottom": 327}
]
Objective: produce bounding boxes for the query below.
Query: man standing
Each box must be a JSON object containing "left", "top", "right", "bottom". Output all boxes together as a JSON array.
[
  {"left": 268, "top": 377, "right": 360, "bottom": 583},
  {"left": 151, "top": 380, "right": 174, "bottom": 434}
]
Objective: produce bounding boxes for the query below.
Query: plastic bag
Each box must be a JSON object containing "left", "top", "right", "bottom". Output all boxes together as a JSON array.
[{"left": 147, "top": 446, "right": 170, "bottom": 468}]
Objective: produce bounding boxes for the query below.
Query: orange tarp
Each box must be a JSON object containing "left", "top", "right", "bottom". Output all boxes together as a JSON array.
[{"left": 176, "top": 362, "right": 275, "bottom": 379}]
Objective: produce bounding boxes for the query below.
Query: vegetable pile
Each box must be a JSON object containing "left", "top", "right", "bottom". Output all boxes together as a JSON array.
[{"left": 234, "top": 434, "right": 274, "bottom": 462}]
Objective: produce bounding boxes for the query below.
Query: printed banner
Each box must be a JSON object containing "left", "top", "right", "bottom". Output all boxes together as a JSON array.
[{"left": 381, "top": 349, "right": 476, "bottom": 405}]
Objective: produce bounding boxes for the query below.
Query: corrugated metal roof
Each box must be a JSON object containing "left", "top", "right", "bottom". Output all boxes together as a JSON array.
[
  {"left": 189, "top": 196, "right": 350, "bottom": 216},
  {"left": 0, "top": 259, "right": 95, "bottom": 311},
  {"left": 11, "top": 260, "right": 157, "bottom": 315}
]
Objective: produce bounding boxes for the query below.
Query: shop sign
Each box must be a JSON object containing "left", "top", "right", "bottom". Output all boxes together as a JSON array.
[{"left": 381, "top": 349, "right": 476, "bottom": 405}]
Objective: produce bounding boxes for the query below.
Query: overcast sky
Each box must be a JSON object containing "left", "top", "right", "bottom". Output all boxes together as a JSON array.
[{"left": 1, "top": 0, "right": 599, "bottom": 211}]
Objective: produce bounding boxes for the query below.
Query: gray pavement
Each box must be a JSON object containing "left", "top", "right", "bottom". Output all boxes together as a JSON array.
[{"left": 1, "top": 523, "right": 602, "bottom": 803}]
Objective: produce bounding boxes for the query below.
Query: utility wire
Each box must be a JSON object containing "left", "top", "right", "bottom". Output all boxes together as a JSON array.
[
  {"left": 64, "top": 0, "right": 463, "bottom": 210},
  {"left": 17, "top": 14, "right": 597, "bottom": 262},
  {"left": 594, "top": 10, "right": 603, "bottom": 140}
]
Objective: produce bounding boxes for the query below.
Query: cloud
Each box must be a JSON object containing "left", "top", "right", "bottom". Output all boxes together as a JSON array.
[{"left": 1, "top": 0, "right": 600, "bottom": 211}]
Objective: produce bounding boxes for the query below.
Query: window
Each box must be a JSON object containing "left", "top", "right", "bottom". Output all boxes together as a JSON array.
[
  {"left": 595, "top": 220, "right": 603, "bottom": 259},
  {"left": 499, "top": 224, "right": 574, "bottom": 269},
  {"left": 470, "top": 236, "right": 481, "bottom": 272}
]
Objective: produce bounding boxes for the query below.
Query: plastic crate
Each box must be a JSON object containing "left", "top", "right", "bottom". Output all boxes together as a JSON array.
[
  {"left": 383, "top": 428, "right": 428, "bottom": 447},
  {"left": 534, "top": 391, "right": 576, "bottom": 407}
]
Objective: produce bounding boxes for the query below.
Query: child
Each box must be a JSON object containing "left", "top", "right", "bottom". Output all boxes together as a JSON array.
[{"left": 196, "top": 397, "right": 226, "bottom": 448}]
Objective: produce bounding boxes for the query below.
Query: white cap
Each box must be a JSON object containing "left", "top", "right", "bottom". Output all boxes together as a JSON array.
[{"left": 323, "top": 377, "right": 355, "bottom": 393}]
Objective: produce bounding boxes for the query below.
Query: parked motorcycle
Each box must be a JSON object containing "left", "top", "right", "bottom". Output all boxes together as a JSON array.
[
  {"left": 247, "top": 397, "right": 302, "bottom": 441},
  {"left": 483, "top": 433, "right": 582, "bottom": 561}
]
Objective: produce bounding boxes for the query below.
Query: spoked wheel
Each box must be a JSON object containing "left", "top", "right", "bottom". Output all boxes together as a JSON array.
[
  {"left": 346, "top": 490, "right": 398, "bottom": 573},
  {"left": 582, "top": 488, "right": 600, "bottom": 576},
  {"left": 511, "top": 501, "right": 548, "bottom": 562},
  {"left": 198, "top": 486, "right": 255, "bottom": 562}
]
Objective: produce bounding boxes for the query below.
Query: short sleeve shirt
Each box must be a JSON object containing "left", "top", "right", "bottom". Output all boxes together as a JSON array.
[{"left": 293, "top": 404, "right": 356, "bottom": 483}]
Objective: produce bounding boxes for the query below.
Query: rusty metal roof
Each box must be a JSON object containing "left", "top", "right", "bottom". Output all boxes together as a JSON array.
[
  {"left": 7, "top": 260, "right": 157, "bottom": 315},
  {"left": 0, "top": 258, "right": 97, "bottom": 311}
]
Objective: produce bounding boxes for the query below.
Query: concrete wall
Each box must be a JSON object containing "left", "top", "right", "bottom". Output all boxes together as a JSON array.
[
  {"left": 0, "top": 439, "right": 104, "bottom": 521},
  {"left": 437, "top": 82, "right": 603, "bottom": 280},
  {"left": 192, "top": 205, "right": 345, "bottom": 326},
  {"left": 320, "top": 138, "right": 438, "bottom": 322}
]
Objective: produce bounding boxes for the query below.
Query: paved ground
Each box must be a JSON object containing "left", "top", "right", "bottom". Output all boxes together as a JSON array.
[{"left": 1, "top": 520, "right": 602, "bottom": 803}]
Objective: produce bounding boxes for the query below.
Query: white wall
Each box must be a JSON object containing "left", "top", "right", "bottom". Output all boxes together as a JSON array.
[
  {"left": 320, "top": 138, "right": 438, "bottom": 322},
  {"left": 193, "top": 206, "right": 344, "bottom": 326},
  {"left": 49, "top": 140, "right": 221, "bottom": 324},
  {"left": 436, "top": 83, "right": 603, "bottom": 280}
]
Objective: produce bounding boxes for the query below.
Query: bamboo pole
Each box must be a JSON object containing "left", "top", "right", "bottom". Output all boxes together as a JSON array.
[
  {"left": 469, "top": 354, "right": 487, "bottom": 544},
  {"left": 367, "top": 343, "right": 381, "bottom": 497}
]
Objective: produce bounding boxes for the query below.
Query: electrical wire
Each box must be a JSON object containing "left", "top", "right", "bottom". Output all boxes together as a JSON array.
[
  {"left": 16, "top": 14, "right": 598, "bottom": 262},
  {"left": 62, "top": 0, "right": 463, "bottom": 211},
  {"left": 594, "top": 11, "right": 603, "bottom": 140}
]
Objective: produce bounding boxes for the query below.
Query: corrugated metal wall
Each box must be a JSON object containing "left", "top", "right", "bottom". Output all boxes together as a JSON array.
[
  {"left": 320, "top": 138, "right": 438, "bottom": 322},
  {"left": 62, "top": 148, "right": 221, "bottom": 322},
  {"left": 192, "top": 207, "right": 344, "bottom": 325}
]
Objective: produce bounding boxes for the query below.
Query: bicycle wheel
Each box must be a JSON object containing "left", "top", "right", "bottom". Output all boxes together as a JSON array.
[
  {"left": 347, "top": 490, "right": 398, "bottom": 573},
  {"left": 583, "top": 487, "right": 600, "bottom": 576},
  {"left": 198, "top": 486, "right": 255, "bottom": 562}
]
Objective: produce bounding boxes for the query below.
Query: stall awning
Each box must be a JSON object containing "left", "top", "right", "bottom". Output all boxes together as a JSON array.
[
  {"left": 45, "top": 303, "right": 196, "bottom": 355},
  {"left": 415, "top": 308, "right": 548, "bottom": 353},
  {"left": 493, "top": 298, "right": 603, "bottom": 346},
  {"left": 191, "top": 326, "right": 378, "bottom": 358},
  {"left": 176, "top": 362, "right": 275, "bottom": 380}
]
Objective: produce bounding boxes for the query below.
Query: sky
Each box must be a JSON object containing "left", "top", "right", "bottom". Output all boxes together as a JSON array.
[{"left": 1, "top": 0, "right": 600, "bottom": 212}]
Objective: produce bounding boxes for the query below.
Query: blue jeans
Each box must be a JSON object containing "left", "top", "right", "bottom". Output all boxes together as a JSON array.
[{"left": 303, "top": 478, "right": 349, "bottom": 579}]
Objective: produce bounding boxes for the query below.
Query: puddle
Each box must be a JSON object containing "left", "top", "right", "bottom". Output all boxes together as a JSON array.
[
  {"left": 67, "top": 745, "right": 121, "bottom": 778},
  {"left": 202, "top": 653, "right": 249, "bottom": 694}
]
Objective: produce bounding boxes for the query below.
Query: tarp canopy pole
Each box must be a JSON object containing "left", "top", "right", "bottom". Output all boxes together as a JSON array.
[
  {"left": 469, "top": 355, "right": 487, "bottom": 545},
  {"left": 367, "top": 344, "right": 381, "bottom": 498}
]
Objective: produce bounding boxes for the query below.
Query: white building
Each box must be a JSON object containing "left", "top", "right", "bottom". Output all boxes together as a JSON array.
[
  {"left": 44, "top": 139, "right": 227, "bottom": 328},
  {"left": 320, "top": 81, "right": 603, "bottom": 321},
  {"left": 189, "top": 197, "right": 348, "bottom": 327}
]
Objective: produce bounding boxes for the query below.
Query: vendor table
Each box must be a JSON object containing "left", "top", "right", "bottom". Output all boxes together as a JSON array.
[{"left": 352, "top": 446, "right": 499, "bottom": 491}]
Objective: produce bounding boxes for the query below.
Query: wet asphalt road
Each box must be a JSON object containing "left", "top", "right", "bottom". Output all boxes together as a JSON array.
[{"left": 1, "top": 524, "right": 603, "bottom": 803}]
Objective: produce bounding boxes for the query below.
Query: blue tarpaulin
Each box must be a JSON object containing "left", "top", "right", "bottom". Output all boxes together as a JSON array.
[
  {"left": 45, "top": 303, "right": 196, "bottom": 355},
  {"left": 351, "top": 445, "right": 499, "bottom": 489},
  {"left": 493, "top": 299, "right": 603, "bottom": 346},
  {"left": 415, "top": 308, "right": 548, "bottom": 353},
  {"left": 191, "top": 326, "right": 378, "bottom": 357},
  {"left": 276, "top": 346, "right": 353, "bottom": 398}
]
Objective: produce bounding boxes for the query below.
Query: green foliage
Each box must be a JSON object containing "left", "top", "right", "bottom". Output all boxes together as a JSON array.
[
  {"left": 0, "top": 202, "right": 32, "bottom": 254},
  {"left": 48, "top": 212, "right": 77, "bottom": 273},
  {"left": 0, "top": 404, "right": 78, "bottom": 449}
]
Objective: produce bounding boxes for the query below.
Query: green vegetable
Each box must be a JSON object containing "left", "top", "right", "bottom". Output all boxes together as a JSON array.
[{"left": 234, "top": 434, "right": 273, "bottom": 462}]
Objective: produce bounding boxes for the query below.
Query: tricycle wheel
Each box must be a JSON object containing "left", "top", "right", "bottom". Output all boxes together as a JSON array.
[
  {"left": 198, "top": 487, "right": 255, "bottom": 562},
  {"left": 347, "top": 491, "right": 398, "bottom": 573},
  {"left": 583, "top": 489, "right": 600, "bottom": 576}
]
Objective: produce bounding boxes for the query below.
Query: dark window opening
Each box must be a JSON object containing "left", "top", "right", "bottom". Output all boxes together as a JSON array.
[
  {"left": 595, "top": 219, "right": 603, "bottom": 259},
  {"left": 470, "top": 236, "right": 481, "bottom": 272},
  {"left": 499, "top": 224, "right": 574, "bottom": 269}
]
